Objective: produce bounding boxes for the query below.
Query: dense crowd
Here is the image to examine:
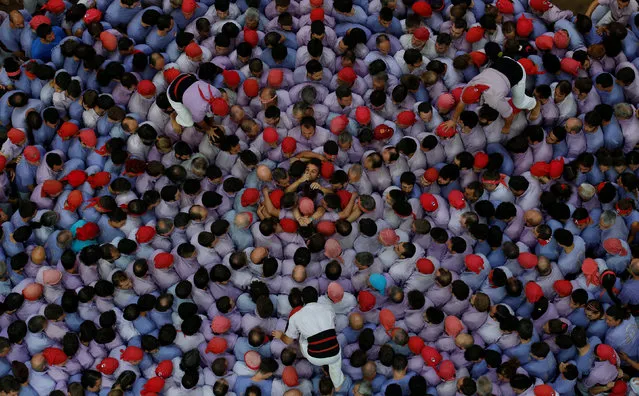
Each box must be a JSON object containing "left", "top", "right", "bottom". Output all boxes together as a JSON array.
[{"left": 1, "top": 0, "right": 639, "bottom": 394}]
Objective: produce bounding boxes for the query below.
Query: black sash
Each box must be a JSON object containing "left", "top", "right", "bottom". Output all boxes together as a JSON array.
[
  {"left": 168, "top": 73, "right": 198, "bottom": 103},
  {"left": 489, "top": 57, "right": 524, "bottom": 87},
  {"left": 306, "top": 329, "right": 339, "bottom": 359}
]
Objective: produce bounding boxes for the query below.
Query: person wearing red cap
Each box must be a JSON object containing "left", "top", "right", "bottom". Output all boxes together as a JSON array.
[
  {"left": 150, "top": 251, "right": 180, "bottom": 290},
  {"left": 272, "top": 288, "right": 345, "bottom": 390},
  {"left": 447, "top": 55, "right": 539, "bottom": 133},
  {"left": 243, "top": 78, "right": 260, "bottom": 98},
  {"left": 222, "top": 70, "right": 241, "bottom": 89},
  {"left": 15, "top": 145, "right": 42, "bottom": 198},
  {"left": 128, "top": 78, "right": 159, "bottom": 119}
]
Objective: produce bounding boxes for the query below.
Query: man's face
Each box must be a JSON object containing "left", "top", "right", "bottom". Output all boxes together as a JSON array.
[
  {"left": 435, "top": 42, "right": 448, "bottom": 53},
  {"left": 401, "top": 182, "right": 413, "bottom": 193},
  {"left": 230, "top": 144, "right": 241, "bottom": 155},
  {"left": 310, "top": 71, "right": 323, "bottom": 81},
  {"left": 339, "top": 140, "right": 352, "bottom": 151},
  {"left": 341, "top": 57, "right": 353, "bottom": 68},
  {"left": 553, "top": 87, "right": 566, "bottom": 103},
  {"left": 10, "top": 13, "right": 24, "bottom": 29},
  {"left": 546, "top": 132, "right": 558, "bottom": 144},
  {"left": 305, "top": 164, "right": 319, "bottom": 180},
  {"left": 419, "top": 111, "right": 432, "bottom": 123},
  {"left": 573, "top": 86, "right": 588, "bottom": 100},
  {"left": 119, "top": 278, "right": 133, "bottom": 289},
  {"left": 338, "top": 95, "right": 352, "bottom": 107},
  {"left": 378, "top": 40, "right": 391, "bottom": 54},
  {"left": 605, "top": 314, "right": 619, "bottom": 327},
  {"left": 534, "top": 90, "right": 549, "bottom": 105},
  {"left": 265, "top": 116, "right": 279, "bottom": 126},
  {"left": 379, "top": 16, "right": 391, "bottom": 27},
  {"left": 585, "top": 308, "right": 600, "bottom": 320},
  {"left": 411, "top": 37, "right": 426, "bottom": 48},
  {"left": 301, "top": 125, "right": 315, "bottom": 139},
  {"left": 451, "top": 26, "right": 464, "bottom": 38},
  {"left": 88, "top": 378, "right": 102, "bottom": 392},
  {"left": 617, "top": 0, "right": 629, "bottom": 8}
]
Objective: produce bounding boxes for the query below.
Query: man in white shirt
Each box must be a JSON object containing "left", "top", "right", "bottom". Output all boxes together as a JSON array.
[{"left": 272, "top": 287, "right": 345, "bottom": 390}]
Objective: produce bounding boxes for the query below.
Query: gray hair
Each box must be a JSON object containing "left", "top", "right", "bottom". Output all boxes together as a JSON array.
[
  {"left": 300, "top": 85, "right": 317, "bottom": 104},
  {"left": 614, "top": 103, "right": 634, "bottom": 119},
  {"left": 578, "top": 183, "right": 596, "bottom": 200},
  {"left": 600, "top": 210, "right": 617, "bottom": 227},
  {"left": 338, "top": 133, "right": 353, "bottom": 144},
  {"left": 245, "top": 7, "right": 259, "bottom": 20},
  {"left": 292, "top": 102, "right": 309, "bottom": 114},
  {"left": 477, "top": 376, "right": 493, "bottom": 396},
  {"left": 356, "top": 381, "right": 373, "bottom": 396}
]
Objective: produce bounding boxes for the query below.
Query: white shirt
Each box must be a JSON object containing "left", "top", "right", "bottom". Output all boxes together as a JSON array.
[{"left": 285, "top": 302, "right": 336, "bottom": 341}]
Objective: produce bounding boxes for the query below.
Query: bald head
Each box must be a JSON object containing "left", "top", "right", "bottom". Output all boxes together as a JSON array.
[
  {"left": 9, "top": 11, "right": 24, "bottom": 28},
  {"left": 230, "top": 105, "right": 245, "bottom": 122},
  {"left": 578, "top": 183, "right": 596, "bottom": 201},
  {"left": 292, "top": 265, "right": 306, "bottom": 282},
  {"left": 157, "top": 218, "right": 174, "bottom": 235},
  {"left": 349, "top": 312, "right": 364, "bottom": 330},
  {"left": 57, "top": 230, "right": 73, "bottom": 248},
  {"left": 630, "top": 258, "right": 639, "bottom": 276},
  {"left": 565, "top": 117, "right": 582, "bottom": 133},
  {"left": 234, "top": 213, "right": 252, "bottom": 229},
  {"left": 31, "top": 354, "right": 46, "bottom": 371},
  {"left": 189, "top": 205, "right": 208, "bottom": 222},
  {"left": 362, "top": 361, "right": 377, "bottom": 378},
  {"left": 256, "top": 165, "right": 272, "bottom": 182},
  {"left": 524, "top": 210, "right": 542, "bottom": 227},
  {"left": 455, "top": 333, "right": 474, "bottom": 349},
  {"left": 31, "top": 246, "right": 45, "bottom": 264},
  {"left": 250, "top": 247, "right": 268, "bottom": 264},
  {"left": 537, "top": 256, "right": 550, "bottom": 273}
]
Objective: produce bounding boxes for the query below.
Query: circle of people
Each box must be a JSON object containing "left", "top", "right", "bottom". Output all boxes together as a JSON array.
[{"left": 2, "top": 0, "right": 639, "bottom": 393}]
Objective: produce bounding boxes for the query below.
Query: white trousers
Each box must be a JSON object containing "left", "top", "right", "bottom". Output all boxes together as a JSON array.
[
  {"left": 167, "top": 95, "right": 195, "bottom": 127},
  {"left": 511, "top": 61, "right": 537, "bottom": 111},
  {"left": 300, "top": 339, "right": 345, "bottom": 389}
]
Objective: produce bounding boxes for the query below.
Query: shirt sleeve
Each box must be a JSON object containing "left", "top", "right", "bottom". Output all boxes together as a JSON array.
[
  {"left": 485, "top": 89, "right": 514, "bottom": 119},
  {"left": 284, "top": 316, "right": 300, "bottom": 339}
]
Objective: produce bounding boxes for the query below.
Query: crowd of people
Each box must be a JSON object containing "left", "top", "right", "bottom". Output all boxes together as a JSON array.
[{"left": 1, "top": 0, "right": 639, "bottom": 393}]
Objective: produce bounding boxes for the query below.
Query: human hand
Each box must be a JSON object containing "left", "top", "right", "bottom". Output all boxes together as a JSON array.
[
  {"left": 272, "top": 330, "right": 283, "bottom": 339},
  {"left": 442, "top": 120, "right": 456, "bottom": 129}
]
